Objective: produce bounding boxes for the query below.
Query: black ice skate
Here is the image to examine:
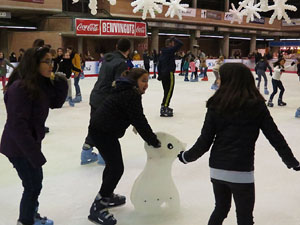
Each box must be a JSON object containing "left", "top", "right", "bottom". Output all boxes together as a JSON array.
[
  {"left": 88, "top": 199, "right": 117, "bottom": 225},
  {"left": 107, "top": 193, "right": 126, "bottom": 208},
  {"left": 278, "top": 99, "right": 287, "bottom": 106},
  {"left": 267, "top": 100, "right": 274, "bottom": 107},
  {"left": 160, "top": 106, "right": 173, "bottom": 117}
]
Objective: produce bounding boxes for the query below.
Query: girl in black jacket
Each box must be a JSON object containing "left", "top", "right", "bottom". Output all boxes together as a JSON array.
[
  {"left": 88, "top": 68, "right": 161, "bottom": 225},
  {"left": 178, "top": 63, "right": 300, "bottom": 225}
]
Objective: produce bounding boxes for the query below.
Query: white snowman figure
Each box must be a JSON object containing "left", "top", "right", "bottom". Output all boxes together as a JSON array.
[{"left": 130, "top": 132, "right": 186, "bottom": 214}]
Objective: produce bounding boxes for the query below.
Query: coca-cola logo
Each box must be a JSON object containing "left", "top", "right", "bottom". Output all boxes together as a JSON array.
[
  {"left": 77, "top": 23, "right": 99, "bottom": 32},
  {"left": 136, "top": 26, "right": 145, "bottom": 33}
]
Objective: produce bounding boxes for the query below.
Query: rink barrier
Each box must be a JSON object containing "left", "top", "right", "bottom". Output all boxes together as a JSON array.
[{"left": 4, "top": 59, "right": 298, "bottom": 79}]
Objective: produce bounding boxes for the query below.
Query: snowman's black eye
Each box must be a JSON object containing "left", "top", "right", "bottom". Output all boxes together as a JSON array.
[{"left": 167, "top": 143, "right": 173, "bottom": 149}]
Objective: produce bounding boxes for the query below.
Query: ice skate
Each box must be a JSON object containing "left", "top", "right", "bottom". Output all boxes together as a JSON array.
[
  {"left": 34, "top": 213, "right": 53, "bottom": 225},
  {"left": 201, "top": 77, "right": 208, "bottom": 81},
  {"left": 264, "top": 88, "right": 269, "bottom": 95},
  {"left": 88, "top": 199, "right": 117, "bottom": 225},
  {"left": 72, "top": 95, "right": 82, "bottom": 103},
  {"left": 267, "top": 100, "right": 274, "bottom": 107},
  {"left": 295, "top": 108, "right": 300, "bottom": 118},
  {"left": 211, "top": 84, "right": 218, "bottom": 90},
  {"left": 67, "top": 97, "right": 75, "bottom": 107},
  {"left": 81, "top": 146, "right": 98, "bottom": 165},
  {"left": 107, "top": 193, "right": 126, "bottom": 208},
  {"left": 278, "top": 99, "right": 287, "bottom": 106},
  {"left": 160, "top": 107, "right": 173, "bottom": 117}
]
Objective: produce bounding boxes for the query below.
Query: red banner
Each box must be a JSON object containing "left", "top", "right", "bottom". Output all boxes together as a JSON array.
[
  {"left": 75, "top": 19, "right": 147, "bottom": 37},
  {"left": 135, "top": 22, "right": 147, "bottom": 37},
  {"left": 76, "top": 19, "right": 101, "bottom": 36},
  {"left": 11, "top": 0, "right": 44, "bottom": 3}
]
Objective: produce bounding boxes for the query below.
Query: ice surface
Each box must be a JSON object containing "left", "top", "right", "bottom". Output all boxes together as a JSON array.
[{"left": 1, "top": 71, "right": 300, "bottom": 225}]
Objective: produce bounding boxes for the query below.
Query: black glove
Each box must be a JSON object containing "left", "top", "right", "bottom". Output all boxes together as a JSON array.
[
  {"left": 291, "top": 61, "right": 296, "bottom": 66},
  {"left": 177, "top": 151, "right": 187, "bottom": 164},
  {"left": 280, "top": 69, "right": 285, "bottom": 72},
  {"left": 270, "top": 73, "right": 273, "bottom": 76},
  {"left": 151, "top": 139, "right": 161, "bottom": 148}
]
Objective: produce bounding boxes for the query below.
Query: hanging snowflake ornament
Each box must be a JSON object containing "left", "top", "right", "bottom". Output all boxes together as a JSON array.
[
  {"left": 229, "top": 3, "right": 245, "bottom": 24},
  {"left": 260, "top": 0, "right": 269, "bottom": 11},
  {"left": 88, "top": 0, "right": 98, "bottom": 15},
  {"left": 164, "top": 0, "right": 189, "bottom": 20},
  {"left": 243, "top": 0, "right": 262, "bottom": 23},
  {"left": 268, "top": 0, "right": 297, "bottom": 24},
  {"left": 131, "top": 0, "right": 164, "bottom": 20}
]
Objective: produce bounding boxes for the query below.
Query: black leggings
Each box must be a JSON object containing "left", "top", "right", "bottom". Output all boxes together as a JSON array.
[
  {"left": 269, "top": 79, "right": 285, "bottom": 101},
  {"left": 208, "top": 179, "right": 255, "bottom": 225},
  {"left": 90, "top": 131, "right": 124, "bottom": 197}
]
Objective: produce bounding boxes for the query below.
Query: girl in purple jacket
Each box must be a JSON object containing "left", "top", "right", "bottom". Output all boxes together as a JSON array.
[{"left": 0, "top": 47, "right": 68, "bottom": 225}]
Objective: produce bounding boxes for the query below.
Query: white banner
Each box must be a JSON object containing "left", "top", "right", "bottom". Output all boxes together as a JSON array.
[{"left": 181, "top": 8, "right": 196, "bottom": 17}]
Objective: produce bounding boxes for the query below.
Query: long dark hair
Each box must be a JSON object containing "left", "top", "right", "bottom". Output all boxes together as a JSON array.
[
  {"left": 207, "top": 63, "right": 265, "bottom": 113},
  {"left": 273, "top": 58, "right": 285, "bottom": 68},
  {"left": 6, "top": 47, "right": 50, "bottom": 99}
]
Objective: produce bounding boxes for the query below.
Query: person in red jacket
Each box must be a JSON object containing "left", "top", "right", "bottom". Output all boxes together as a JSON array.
[
  {"left": 178, "top": 63, "right": 300, "bottom": 225},
  {"left": 0, "top": 47, "right": 68, "bottom": 225}
]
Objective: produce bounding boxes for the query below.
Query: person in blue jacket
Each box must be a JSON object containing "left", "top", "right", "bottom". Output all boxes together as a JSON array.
[
  {"left": 0, "top": 47, "right": 68, "bottom": 225},
  {"left": 178, "top": 63, "right": 300, "bottom": 225},
  {"left": 158, "top": 36, "right": 183, "bottom": 117}
]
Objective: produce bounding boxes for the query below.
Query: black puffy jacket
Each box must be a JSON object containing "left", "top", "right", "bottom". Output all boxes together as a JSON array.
[
  {"left": 184, "top": 100, "right": 299, "bottom": 171},
  {"left": 89, "top": 78, "right": 159, "bottom": 146}
]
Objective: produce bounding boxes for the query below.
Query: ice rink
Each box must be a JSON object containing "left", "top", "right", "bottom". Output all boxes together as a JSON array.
[{"left": 1, "top": 71, "right": 300, "bottom": 225}]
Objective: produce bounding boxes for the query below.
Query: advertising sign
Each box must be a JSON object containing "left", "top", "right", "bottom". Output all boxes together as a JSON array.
[
  {"left": 75, "top": 19, "right": 147, "bottom": 37},
  {"left": 0, "top": 12, "right": 11, "bottom": 19},
  {"left": 76, "top": 19, "right": 101, "bottom": 36},
  {"left": 202, "top": 10, "right": 222, "bottom": 20},
  {"left": 181, "top": 8, "right": 196, "bottom": 17}
]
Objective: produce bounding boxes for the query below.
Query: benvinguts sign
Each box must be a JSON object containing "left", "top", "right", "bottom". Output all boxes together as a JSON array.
[{"left": 75, "top": 19, "right": 147, "bottom": 37}]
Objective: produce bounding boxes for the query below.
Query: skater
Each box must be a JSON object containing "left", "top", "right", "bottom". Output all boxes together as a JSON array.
[
  {"left": 80, "top": 38, "right": 131, "bottom": 165},
  {"left": 178, "top": 63, "right": 300, "bottom": 225},
  {"left": 88, "top": 68, "right": 161, "bottom": 225},
  {"left": 255, "top": 57, "right": 272, "bottom": 95},
  {"left": 211, "top": 56, "right": 224, "bottom": 90},
  {"left": 57, "top": 51, "right": 77, "bottom": 107},
  {"left": 158, "top": 36, "right": 183, "bottom": 117},
  {"left": 183, "top": 57, "right": 190, "bottom": 82},
  {"left": 0, "top": 47, "right": 68, "bottom": 225},
  {"left": 267, "top": 58, "right": 294, "bottom": 107},
  {"left": 200, "top": 57, "right": 208, "bottom": 81},
  {"left": 0, "top": 51, "right": 15, "bottom": 93},
  {"left": 67, "top": 47, "right": 82, "bottom": 103},
  {"left": 189, "top": 57, "right": 198, "bottom": 82}
]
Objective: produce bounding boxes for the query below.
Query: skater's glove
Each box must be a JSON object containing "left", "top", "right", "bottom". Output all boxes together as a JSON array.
[
  {"left": 291, "top": 61, "right": 296, "bottom": 66},
  {"left": 293, "top": 164, "right": 300, "bottom": 171},
  {"left": 280, "top": 69, "right": 285, "bottom": 72},
  {"left": 177, "top": 151, "right": 188, "bottom": 164},
  {"left": 151, "top": 139, "right": 161, "bottom": 148},
  {"left": 270, "top": 73, "right": 273, "bottom": 76}
]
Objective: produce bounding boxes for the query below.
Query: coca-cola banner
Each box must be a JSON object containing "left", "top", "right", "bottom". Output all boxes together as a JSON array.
[
  {"left": 75, "top": 19, "right": 147, "bottom": 37},
  {"left": 76, "top": 19, "right": 101, "bottom": 35}
]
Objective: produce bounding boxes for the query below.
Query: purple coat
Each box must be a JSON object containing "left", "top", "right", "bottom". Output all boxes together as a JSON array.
[{"left": 0, "top": 75, "right": 68, "bottom": 168}]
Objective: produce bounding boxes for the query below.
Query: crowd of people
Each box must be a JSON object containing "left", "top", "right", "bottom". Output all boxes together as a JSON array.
[{"left": 0, "top": 37, "right": 300, "bottom": 225}]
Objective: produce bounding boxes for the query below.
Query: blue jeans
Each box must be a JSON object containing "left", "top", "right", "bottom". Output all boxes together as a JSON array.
[
  {"left": 9, "top": 157, "right": 43, "bottom": 225},
  {"left": 208, "top": 179, "right": 255, "bottom": 225},
  {"left": 74, "top": 75, "right": 81, "bottom": 96},
  {"left": 270, "top": 78, "right": 284, "bottom": 101}
]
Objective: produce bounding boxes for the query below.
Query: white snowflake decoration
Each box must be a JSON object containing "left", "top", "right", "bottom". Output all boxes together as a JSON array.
[
  {"left": 243, "top": 0, "right": 262, "bottom": 23},
  {"left": 131, "top": 0, "right": 164, "bottom": 20},
  {"left": 268, "top": 0, "right": 297, "bottom": 24},
  {"left": 72, "top": 0, "right": 115, "bottom": 15},
  {"left": 164, "top": 0, "right": 189, "bottom": 20},
  {"left": 229, "top": 3, "right": 245, "bottom": 24},
  {"left": 229, "top": 0, "right": 298, "bottom": 25}
]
